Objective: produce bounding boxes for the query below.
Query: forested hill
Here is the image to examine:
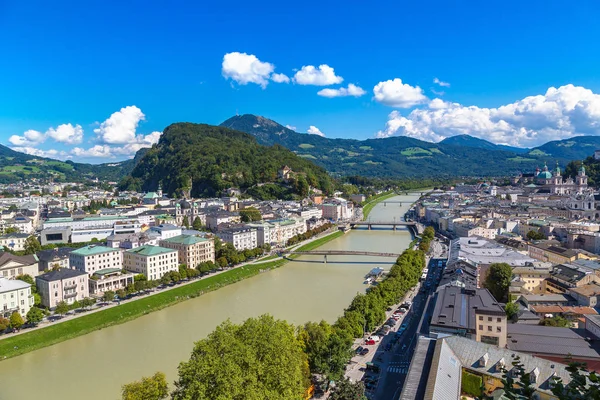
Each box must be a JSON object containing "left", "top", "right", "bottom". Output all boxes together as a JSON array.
[
  {"left": 119, "top": 123, "right": 335, "bottom": 198},
  {"left": 220, "top": 114, "right": 600, "bottom": 179}
]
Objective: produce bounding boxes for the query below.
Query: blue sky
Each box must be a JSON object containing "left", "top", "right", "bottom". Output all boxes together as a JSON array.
[{"left": 1, "top": 1, "right": 600, "bottom": 163}]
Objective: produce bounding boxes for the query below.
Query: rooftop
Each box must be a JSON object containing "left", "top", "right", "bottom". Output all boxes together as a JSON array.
[
  {"left": 126, "top": 245, "right": 176, "bottom": 257},
  {"left": 160, "top": 234, "right": 209, "bottom": 245},
  {"left": 506, "top": 324, "right": 600, "bottom": 359},
  {"left": 36, "top": 268, "right": 88, "bottom": 282},
  {"left": 0, "top": 277, "right": 30, "bottom": 294},
  {"left": 93, "top": 267, "right": 124, "bottom": 276},
  {"left": 70, "top": 245, "right": 119, "bottom": 257}
]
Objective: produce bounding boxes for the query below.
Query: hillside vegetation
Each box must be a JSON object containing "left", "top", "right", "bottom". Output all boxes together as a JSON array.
[{"left": 119, "top": 123, "right": 334, "bottom": 198}]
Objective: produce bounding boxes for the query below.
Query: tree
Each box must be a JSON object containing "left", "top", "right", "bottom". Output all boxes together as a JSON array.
[
  {"left": 122, "top": 371, "right": 168, "bottom": 400},
  {"left": 192, "top": 216, "right": 203, "bottom": 230},
  {"left": 81, "top": 297, "right": 96, "bottom": 310},
  {"left": 179, "top": 264, "right": 188, "bottom": 280},
  {"left": 171, "top": 315, "right": 310, "bottom": 400},
  {"left": 505, "top": 302, "right": 519, "bottom": 321},
  {"left": 160, "top": 273, "right": 173, "bottom": 286},
  {"left": 55, "top": 301, "right": 69, "bottom": 317},
  {"left": 26, "top": 307, "right": 44, "bottom": 326},
  {"left": 103, "top": 290, "right": 115, "bottom": 302},
  {"left": 134, "top": 280, "right": 147, "bottom": 293},
  {"left": 526, "top": 230, "right": 546, "bottom": 241},
  {"left": 239, "top": 207, "right": 262, "bottom": 222},
  {"left": 3, "top": 226, "right": 19, "bottom": 234},
  {"left": 328, "top": 378, "right": 367, "bottom": 400},
  {"left": 9, "top": 311, "right": 24, "bottom": 330},
  {"left": 540, "top": 315, "right": 570, "bottom": 327},
  {"left": 182, "top": 216, "right": 190, "bottom": 229},
  {"left": 24, "top": 236, "right": 42, "bottom": 255},
  {"left": 551, "top": 361, "right": 600, "bottom": 399},
  {"left": 116, "top": 289, "right": 127, "bottom": 299},
  {"left": 483, "top": 263, "right": 512, "bottom": 302},
  {"left": 0, "top": 317, "right": 9, "bottom": 331},
  {"left": 126, "top": 284, "right": 136, "bottom": 295},
  {"left": 217, "top": 256, "right": 228, "bottom": 269}
]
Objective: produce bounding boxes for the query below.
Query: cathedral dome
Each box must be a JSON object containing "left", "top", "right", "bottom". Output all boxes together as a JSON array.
[
  {"left": 179, "top": 200, "right": 192, "bottom": 209},
  {"left": 537, "top": 170, "right": 552, "bottom": 179}
]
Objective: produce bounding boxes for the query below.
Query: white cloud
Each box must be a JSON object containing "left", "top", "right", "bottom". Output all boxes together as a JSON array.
[
  {"left": 9, "top": 129, "right": 45, "bottom": 146},
  {"left": 317, "top": 83, "right": 366, "bottom": 98},
  {"left": 431, "top": 89, "right": 445, "bottom": 97},
  {"left": 271, "top": 73, "right": 290, "bottom": 83},
  {"left": 433, "top": 77, "right": 450, "bottom": 87},
  {"left": 70, "top": 130, "right": 162, "bottom": 159},
  {"left": 94, "top": 105, "right": 147, "bottom": 144},
  {"left": 373, "top": 78, "right": 428, "bottom": 108},
  {"left": 46, "top": 123, "right": 83, "bottom": 144},
  {"left": 222, "top": 52, "right": 275, "bottom": 88},
  {"left": 293, "top": 64, "right": 343, "bottom": 86},
  {"left": 285, "top": 125, "right": 297, "bottom": 131},
  {"left": 9, "top": 123, "right": 83, "bottom": 146},
  {"left": 307, "top": 126, "right": 325, "bottom": 137},
  {"left": 375, "top": 84, "right": 600, "bottom": 147},
  {"left": 11, "top": 146, "right": 69, "bottom": 159},
  {"left": 71, "top": 145, "right": 114, "bottom": 158}
]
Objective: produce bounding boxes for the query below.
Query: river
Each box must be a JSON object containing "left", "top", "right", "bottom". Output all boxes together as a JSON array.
[{"left": 0, "top": 193, "right": 420, "bottom": 400}]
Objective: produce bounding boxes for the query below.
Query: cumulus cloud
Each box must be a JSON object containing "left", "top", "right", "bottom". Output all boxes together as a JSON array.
[
  {"left": 94, "top": 106, "right": 146, "bottom": 144},
  {"left": 71, "top": 145, "right": 114, "bottom": 158},
  {"left": 9, "top": 124, "right": 83, "bottom": 146},
  {"left": 293, "top": 65, "right": 343, "bottom": 86},
  {"left": 9, "top": 129, "right": 45, "bottom": 146},
  {"left": 317, "top": 83, "right": 366, "bottom": 98},
  {"left": 285, "top": 124, "right": 297, "bottom": 131},
  {"left": 222, "top": 52, "right": 276, "bottom": 88},
  {"left": 433, "top": 77, "right": 450, "bottom": 87},
  {"left": 271, "top": 73, "right": 290, "bottom": 83},
  {"left": 375, "top": 84, "right": 600, "bottom": 147},
  {"left": 72, "top": 129, "right": 162, "bottom": 158},
  {"left": 46, "top": 123, "right": 83, "bottom": 144},
  {"left": 373, "top": 78, "right": 428, "bottom": 108},
  {"left": 11, "top": 146, "right": 69, "bottom": 159},
  {"left": 307, "top": 126, "right": 325, "bottom": 137}
]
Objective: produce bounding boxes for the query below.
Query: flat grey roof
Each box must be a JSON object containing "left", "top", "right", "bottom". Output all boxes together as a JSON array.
[{"left": 507, "top": 324, "right": 600, "bottom": 359}]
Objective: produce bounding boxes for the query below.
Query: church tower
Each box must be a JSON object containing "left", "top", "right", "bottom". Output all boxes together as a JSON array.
[
  {"left": 576, "top": 162, "right": 588, "bottom": 187},
  {"left": 157, "top": 182, "right": 163, "bottom": 198}
]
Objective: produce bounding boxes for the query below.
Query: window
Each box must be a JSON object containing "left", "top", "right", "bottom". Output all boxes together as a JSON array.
[
  {"left": 488, "top": 326, "right": 492, "bottom": 331},
  {"left": 497, "top": 318, "right": 502, "bottom": 323},
  {"left": 497, "top": 327, "right": 502, "bottom": 333},
  {"left": 479, "top": 325, "right": 483, "bottom": 330},
  {"left": 488, "top": 317, "right": 492, "bottom": 322}
]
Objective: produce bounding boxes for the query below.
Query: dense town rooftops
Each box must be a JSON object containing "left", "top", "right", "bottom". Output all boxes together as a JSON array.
[{"left": 506, "top": 324, "right": 600, "bottom": 359}]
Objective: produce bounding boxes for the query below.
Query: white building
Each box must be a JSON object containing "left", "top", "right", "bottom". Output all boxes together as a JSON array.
[
  {"left": 0, "top": 277, "right": 34, "bottom": 318},
  {"left": 123, "top": 245, "right": 179, "bottom": 281},
  {"left": 0, "top": 233, "right": 29, "bottom": 251},
  {"left": 69, "top": 245, "right": 123, "bottom": 276},
  {"left": 149, "top": 224, "right": 182, "bottom": 240},
  {"left": 318, "top": 199, "right": 353, "bottom": 221},
  {"left": 217, "top": 226, "right": 258, "bottom": 251}
]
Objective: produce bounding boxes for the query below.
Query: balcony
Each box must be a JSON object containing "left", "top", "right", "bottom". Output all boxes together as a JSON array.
[
  {"left": 64, "top": 284, "right": 77, "bottom": 290},
  {"left": 64, "top": 292, "right": 78, "bottom": 299}
]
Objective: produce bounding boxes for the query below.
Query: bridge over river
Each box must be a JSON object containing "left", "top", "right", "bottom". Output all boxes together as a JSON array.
[{"left": 283, "top": 250, "right": 402, "bottom": 263}]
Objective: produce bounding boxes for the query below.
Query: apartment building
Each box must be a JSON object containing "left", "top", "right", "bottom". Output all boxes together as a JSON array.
[
  {"left": 0, "top": 233, "right": 28, "bottom": 251},
  {"left": 0, "top": 277, "right": 34, "bottom": 318},
  {"left": 159, "top": 235, "right": 215, "bottom": 267},
  {"left": 36, "top": 269, "right": 89, "bottom": 309},
  {"left": 69, "top": 245, "right": 123, "bottom": 275},
  {"left": 0, "top": 253, "right": 39, "bottom": 279},
  {"left": 123, "top": 245, "right": 178, "bottom": 281},
  {"left": 217, "top": 226, "right": 257, "bottom": 251},
  {"left": 88, "top": 268, "right": 134, "bottom": 296},
  {"left": 37, "top": 247, "right": 74, "bottom": 271}
]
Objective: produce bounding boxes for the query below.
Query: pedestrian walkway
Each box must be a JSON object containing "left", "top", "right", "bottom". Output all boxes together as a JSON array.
[{"left": 387, "top": 361, "right": 410, "bottom": 374}]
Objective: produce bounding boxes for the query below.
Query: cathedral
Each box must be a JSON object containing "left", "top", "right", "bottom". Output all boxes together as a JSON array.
[{"left": 515, "top": 162, "right": 588, "bottom": 195}]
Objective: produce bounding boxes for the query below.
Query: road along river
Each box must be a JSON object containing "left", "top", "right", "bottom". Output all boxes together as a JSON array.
[{"left": 0, "top": 193, "right": 420, "bottom": 400}]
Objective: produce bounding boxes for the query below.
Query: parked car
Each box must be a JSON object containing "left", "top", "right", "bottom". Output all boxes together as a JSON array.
[
  {"left": 385, "top": 319, "right": 395, "bottom": 327},
  {"left": 359, "top": 347, "right": 369, "bottom": 356},
  {"left": 355, "top": 346, "right": 364, "bottom": 354},
  {"left": 365, "top": 339, "right": 376, "bottom": 345}
]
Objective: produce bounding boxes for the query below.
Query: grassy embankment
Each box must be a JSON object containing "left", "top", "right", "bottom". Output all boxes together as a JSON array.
[
  {"left": 0, "top": 259, "right": 286, "bottom": 360},
  {"left": 0, "top": 229, "right": 347, "bottom": 361},
  {"left": 362, "top": 191, "right": 397, "bottom": 220}
]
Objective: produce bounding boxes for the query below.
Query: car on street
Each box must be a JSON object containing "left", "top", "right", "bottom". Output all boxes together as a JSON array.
[
  {"left": 359, "top": 347, "right": 369, "bottom": 356},
  {"left": 365, "top": 339, "right": 376, "bottom": 345},
  {"left": 355, "top": 346, "right": 364, "bottom": 354},
  {"left": 398, "top": 323, "right": 408, "bottom": 333}
]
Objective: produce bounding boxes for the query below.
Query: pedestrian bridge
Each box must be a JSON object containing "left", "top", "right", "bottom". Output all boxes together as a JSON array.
[
  {"left": 350, "top": 221, "right": 416, "bottom": 230},
  {"left": 287, "top": 250, "right": 402, "bottom": 257}
]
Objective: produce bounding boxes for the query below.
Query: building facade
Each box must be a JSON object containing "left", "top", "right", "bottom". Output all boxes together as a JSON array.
[
  {"left": 36, "top": 269, "right": 89, "bottom": 309},
  {"left": 159, "top": 235, "right": 215, "bottom": 267},
  {"left": 0, "top": 277, "right": 34, "bottom": 318},
  {"left": 88, "top": 268, "right": 135, "bottom": 296},
  {"left": 69, "top": 245, "right": 123, "bottom": 276},
  {"left": 217, "top": 226, "right": 258, "bottom": 251},
  {"left": 123, "top": 245, "right": 178, "bottom": 280}
]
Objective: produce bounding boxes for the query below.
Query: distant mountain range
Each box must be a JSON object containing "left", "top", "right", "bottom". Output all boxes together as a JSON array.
[
  {"left": 219, "top": 114, "right": 600, "bottom": 178},
  {"left": 3, "top": 113, "right": 600, "bottom": 185},
  {"left": 0, "top": 143, "right": 136, "bottom": 184}
]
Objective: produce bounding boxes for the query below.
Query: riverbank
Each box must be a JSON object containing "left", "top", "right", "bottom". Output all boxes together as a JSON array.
[
  {"left": 0, "top": 229, "right": 345, "bottom": 361},
  {"left": 362, "top": 191, "right": 397, "bottom": 220}
]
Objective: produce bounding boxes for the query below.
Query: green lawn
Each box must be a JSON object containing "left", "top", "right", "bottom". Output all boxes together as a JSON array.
[
  {"left": 294, "top": 231, "right": 344, "bottom": 252},
  {"left": 359, "top": 146, "right": 372, "bottom": 151},
  {"left": 0, "top": 260, "right": 285, "bottom": 360},
  {"left": 528, "top": 149, "right": 548, "bottom": 156},
  {"left": 400, "top": 147, "right": 432, "bottom": 156},
  {"left": 298, "top": 143, "right": 314, "bottom": 149},
  {"left": 508, "top": 156, "right": 536, "bottom": 162},
  {"left": 298, "top": 154, "right": 317, "bottom": 159},
  {"left": 362, "top": 191, "right": 396, "bottom": 219}
]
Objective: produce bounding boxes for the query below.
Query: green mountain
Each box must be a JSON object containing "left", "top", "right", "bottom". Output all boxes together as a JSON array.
[
  {"left": 526, "top": 136, "right": 600, "bottom": 160},
  {"left": 119, "top": 122, "right": 334, "bottom": 198},
  {"left": 0, "top": 143, "right": 135, "bottom": 184},
  {"left": 440, "top": 134, "right": 528, "bottom": 154},
  {"left": 219, "top": 114, "right": 600, "bottom": 179}
]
